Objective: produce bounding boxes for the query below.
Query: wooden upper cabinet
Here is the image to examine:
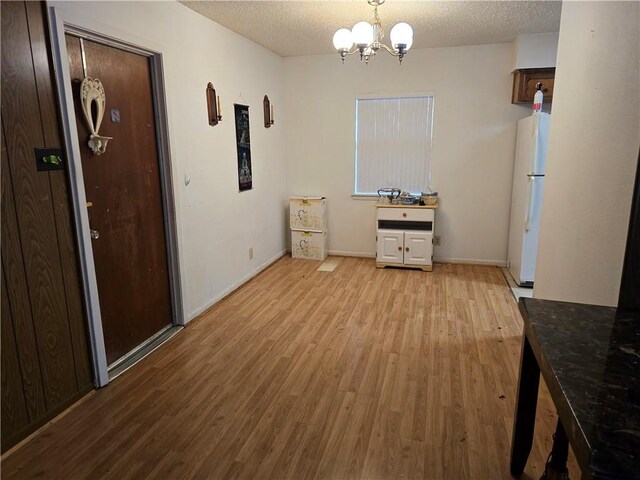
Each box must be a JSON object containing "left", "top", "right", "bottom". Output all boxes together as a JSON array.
[{"left": 512, "top": 68, "right": 555, "bottom": 104}]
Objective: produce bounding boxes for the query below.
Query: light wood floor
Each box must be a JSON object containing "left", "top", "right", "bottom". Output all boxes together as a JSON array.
[{"left": 2, "top": 257, "right": 577, "bottom": 479}]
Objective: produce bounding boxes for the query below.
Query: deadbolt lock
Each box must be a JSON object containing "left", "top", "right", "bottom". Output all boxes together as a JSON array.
[{"left": 90, "top": 229, "right": 100, "bottom": 239}]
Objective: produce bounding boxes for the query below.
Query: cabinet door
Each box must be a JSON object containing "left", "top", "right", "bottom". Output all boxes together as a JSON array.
[
  {"left": 512, "top": 68, "right": 555, "bottom": 104},
  {"left": 404, "top": 232, "right": 433, "bottom": 266},
  {"left": 377, "top": 230, "right": 404, "bottom": 264}
]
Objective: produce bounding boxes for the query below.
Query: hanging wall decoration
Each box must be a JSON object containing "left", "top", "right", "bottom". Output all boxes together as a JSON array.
[
  {"left": 263, "top": 95, "right": 274, "bottom": 128},
  {"left": 234, "top": 104, "right": 252, "bottom": 191},
  {"left": 206, "top": 82, "right": 222, "bottom": 126},
  {"left": 80, "top": 77, "right": 113, "bottom": 155}
]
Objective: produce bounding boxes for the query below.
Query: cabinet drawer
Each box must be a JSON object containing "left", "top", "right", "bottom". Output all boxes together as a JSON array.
[{"left": 377, "top": 207, "right": 434, "bottom": 222}]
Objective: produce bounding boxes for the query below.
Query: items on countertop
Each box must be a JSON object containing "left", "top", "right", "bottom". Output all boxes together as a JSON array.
[
  {"left": 399, "top": 191, "right": 419, "bottom": 205},
  {"left": 422, "top": 190, "right": 438, "bottom": 206},
  {"left": 378, "top": 187, "right": 438, "bottom": 206},
  {"left": 377, "top": 187, "right": 401, "bottom": 203}
]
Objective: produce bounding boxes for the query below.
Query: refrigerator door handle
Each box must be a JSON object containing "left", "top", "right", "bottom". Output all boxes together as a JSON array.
[{"left": 525, "top": 176, "right": 539, "bottom": 232}]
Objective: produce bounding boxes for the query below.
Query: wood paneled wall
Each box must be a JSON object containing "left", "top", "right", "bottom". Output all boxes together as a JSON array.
[{"left": 1, "top": 1, "right": 93, "bottom": 452}]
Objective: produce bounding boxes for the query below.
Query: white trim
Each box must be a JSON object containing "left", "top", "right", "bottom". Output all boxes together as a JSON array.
[
  {"left": 435, "top": 257, "right": 508, "bottom": 267},
  {"left": 188, "top": 250, "right": 288, "bottom": 320},
  {"left": 47, "top": 5, "right": 184, "bottom": 387},
  {"left": 351, "top": 194, "right": 379, "bottom": 200},
  {"left": 327, "top": 251, "right": 507, "bottom": 265},
  {"left": 48, "top": 8, "right": 109, "bottom": 387},
  {"left": 328, "top": 250, "right": 376, "bottom": 258}
]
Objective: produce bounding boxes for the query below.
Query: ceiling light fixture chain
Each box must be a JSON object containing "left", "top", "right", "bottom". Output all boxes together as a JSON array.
[
  {"left": 372, "top": 2, "right": 383, "bottom": 38},
  {"left": 333, "top": 0, "right": 413, "bottom": 64}
]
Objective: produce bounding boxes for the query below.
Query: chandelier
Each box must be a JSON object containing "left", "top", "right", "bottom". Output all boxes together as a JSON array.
[{"left": 332, "top": 0, "right": 413, "bottom": 64}]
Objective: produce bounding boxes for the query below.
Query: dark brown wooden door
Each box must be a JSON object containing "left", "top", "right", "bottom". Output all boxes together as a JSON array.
[{"left": 65, "top": 35, "right": 172, "bottom": 365}]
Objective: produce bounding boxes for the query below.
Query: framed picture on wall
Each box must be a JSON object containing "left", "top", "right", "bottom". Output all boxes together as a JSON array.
[{"left": 234, "top": 104, "right": 252, "bottom": 191}]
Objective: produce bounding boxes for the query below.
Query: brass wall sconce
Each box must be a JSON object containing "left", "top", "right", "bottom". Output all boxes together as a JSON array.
[
  {"left": 206, "top": 82, "right": 222, "bottom": 126},
  {"left": 263, "top": 95, "right": 274, "bottom": 128}
]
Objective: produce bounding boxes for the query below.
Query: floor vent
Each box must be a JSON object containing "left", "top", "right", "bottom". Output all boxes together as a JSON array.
[{"left": 317, "top": 258, "right": 340, "bottom": 272}]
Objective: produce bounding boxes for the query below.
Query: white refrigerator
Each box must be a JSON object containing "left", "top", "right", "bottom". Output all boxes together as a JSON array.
[{"left": 507, "top": 113, "right": 551, "bottom": 286}]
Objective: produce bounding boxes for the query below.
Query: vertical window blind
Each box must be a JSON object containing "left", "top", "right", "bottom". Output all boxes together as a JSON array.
[{"left": 355, "top": 96, "right": 434, "bottom": 194}]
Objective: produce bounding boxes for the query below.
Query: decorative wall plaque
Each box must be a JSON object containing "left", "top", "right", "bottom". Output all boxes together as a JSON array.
[
  {"left": 80, "top": 77, "right": 113, "bottom": 155},
  {"left": 234, "top": 104, "right": 252, "bottom": 191}
]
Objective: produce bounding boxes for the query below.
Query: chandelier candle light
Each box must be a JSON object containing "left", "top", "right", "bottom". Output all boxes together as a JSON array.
[{"left": 333, "top": 0, "right": 413, "bottom": 64}]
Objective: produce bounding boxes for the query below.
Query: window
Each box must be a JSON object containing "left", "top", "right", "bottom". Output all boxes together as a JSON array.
[{"left": 354, "top": 95, "right": 434, "bottom": 195}]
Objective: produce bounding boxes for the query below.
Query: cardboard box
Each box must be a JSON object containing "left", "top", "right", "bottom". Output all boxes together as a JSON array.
[
  {"left": 290, "top": 197, "right": 326, "bottom": 232},
  {"left": 291, "top": 230, "right": 328, "bottom": 261}
]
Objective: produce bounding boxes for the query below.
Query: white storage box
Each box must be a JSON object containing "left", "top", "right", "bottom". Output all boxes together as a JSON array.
[
  {"left": 291, "top": 230, "right": 328, "bottom": 261},
  {"left": 290, "top": 197, "right": 326, "bottom": 232}
]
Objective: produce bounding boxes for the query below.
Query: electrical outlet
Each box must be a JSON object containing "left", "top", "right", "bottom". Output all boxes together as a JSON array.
[
  {"left": 433, "top": 235, "right": 441, "bottom": 246},
  {"left": 249, "top": 247, "right": 254, "bottom": 260}
]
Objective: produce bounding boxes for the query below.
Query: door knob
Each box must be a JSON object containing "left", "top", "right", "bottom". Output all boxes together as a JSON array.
[
  {"left": 90, "top": 229, "right": 100, "bottom": 239},
  {"left": 405, "top": 247, "right": 409, "bottom": 252},
  {"left": 397, "top": 246, "right": 402, "bottom": 251}
]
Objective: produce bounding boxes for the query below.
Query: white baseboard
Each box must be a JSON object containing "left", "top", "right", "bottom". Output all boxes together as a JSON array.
[
  {"left": 435, "top": 257, "right": 507, "bottom": 267},
  {"left": 187, "top": 249, "right": 287, "bottom": 322},
  {"left": 328, "top": 250, "right": 376, "bottom": 258},
  {"left": 329, "top": 250, "right": 506, "bottom": 266}
]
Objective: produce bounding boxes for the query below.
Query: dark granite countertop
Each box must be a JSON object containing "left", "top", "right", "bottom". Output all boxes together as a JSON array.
[{"left": 519, "top": 298, "right": 640, "bottom": 479}]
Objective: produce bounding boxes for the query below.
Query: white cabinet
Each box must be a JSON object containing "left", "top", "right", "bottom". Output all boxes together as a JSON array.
[
  {"left": 376, "top": 205, "right": 437, "bottom": 271},
  {"left": 376, "top": 230, "right": 404, "bottom": 264},
  {"left": 405, "top": 232, "right": 433, "bottom": 266}
]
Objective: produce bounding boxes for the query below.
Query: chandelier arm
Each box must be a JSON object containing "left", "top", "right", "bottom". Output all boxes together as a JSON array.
[
  {"left": 378, "top": 43, "right": 400, "bottom": 56},
  {"left": 343, "top": 49, "right": 361, "bottom": 56}
]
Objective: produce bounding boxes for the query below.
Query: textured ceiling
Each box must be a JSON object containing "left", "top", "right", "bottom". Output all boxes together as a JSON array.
[{"left": 180, "top": 1, "right": 562, "bottom": 57}]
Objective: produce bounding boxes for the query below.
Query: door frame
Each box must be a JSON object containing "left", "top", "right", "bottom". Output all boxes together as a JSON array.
[{"left": 47, "top": 6, "right": 184, "bottom": 387}]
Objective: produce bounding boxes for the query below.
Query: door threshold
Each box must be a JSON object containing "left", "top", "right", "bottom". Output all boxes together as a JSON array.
[{"left": 108, "top": 325, "right": 182, "bottom": 380}]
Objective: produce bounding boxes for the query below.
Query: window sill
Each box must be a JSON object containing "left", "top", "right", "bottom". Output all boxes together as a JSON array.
[{"left": 351, "top": 194, "right": 380, "bottom": 200}]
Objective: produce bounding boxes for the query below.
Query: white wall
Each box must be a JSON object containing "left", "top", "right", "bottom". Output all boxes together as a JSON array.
[
  {"left": 283, "top": 44, "right": 528, "bottom": 264},
  {"left": 52, "top": 1, "right": 287, "bottom": 320},
  {"left": 512, "top": 33, "right": 559, "bottom": 70},
  {"left": 534, "top": 1, "right": 640, "bottom": 306}
]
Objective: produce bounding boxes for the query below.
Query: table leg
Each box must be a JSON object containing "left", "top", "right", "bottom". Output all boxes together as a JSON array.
[
  {"left": 540, "top": 419, "right": 570, "bottom": 479},
  {"left": 510, "top": 332, "right": 541, "bottom": 476}
]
